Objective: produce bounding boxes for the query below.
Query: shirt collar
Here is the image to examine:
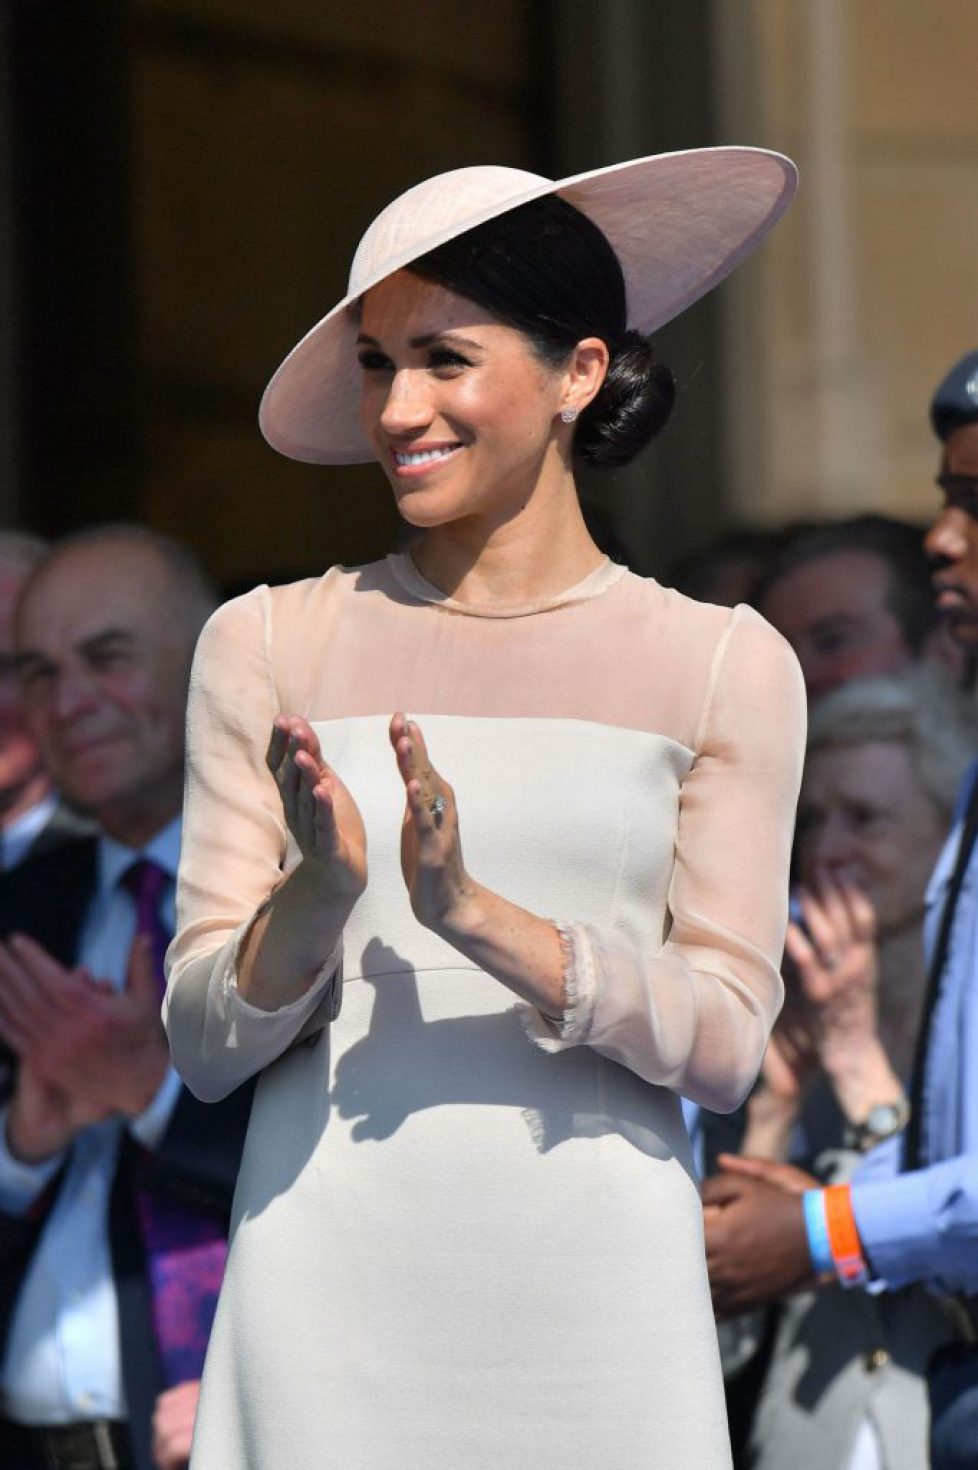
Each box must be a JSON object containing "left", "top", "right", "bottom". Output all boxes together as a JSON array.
[
  {"left": 2, "top": 791, "right": 59, "bottom": 855},
  {"left": 97, "top": 814, "right": 182, "bottom": 897}
]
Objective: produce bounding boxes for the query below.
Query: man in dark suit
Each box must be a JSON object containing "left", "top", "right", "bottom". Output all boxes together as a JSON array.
[{"left": 0, "top": 526, "right": 253, "bottom": 1470}]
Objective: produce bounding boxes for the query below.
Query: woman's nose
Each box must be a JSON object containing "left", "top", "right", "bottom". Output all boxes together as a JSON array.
[{"left": 379, "top": 370, "right": 433, "bottom": 436}]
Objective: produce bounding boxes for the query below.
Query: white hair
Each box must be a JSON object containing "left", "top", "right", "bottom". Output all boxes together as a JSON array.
[{"left": 807, "top": 665, "right": 978, "bottom": 817}]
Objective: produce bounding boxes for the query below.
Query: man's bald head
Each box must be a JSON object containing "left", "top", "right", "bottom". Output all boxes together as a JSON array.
[
  {"left": 15, "top": 525, "right": 218, "bottom": 846},
  {"left": 19, "top": 524, "right": 217, "bottom": 647}
]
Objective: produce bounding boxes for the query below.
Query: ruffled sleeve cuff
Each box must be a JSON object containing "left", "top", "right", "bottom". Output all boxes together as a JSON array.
[{"left": 520, "top": 921, "right": 598, "bottom": 1051}]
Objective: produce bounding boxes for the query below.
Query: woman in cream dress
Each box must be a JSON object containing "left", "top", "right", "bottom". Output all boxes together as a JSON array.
[{"left": 163, "top": 150, "right": 805, "bottom": 1468}]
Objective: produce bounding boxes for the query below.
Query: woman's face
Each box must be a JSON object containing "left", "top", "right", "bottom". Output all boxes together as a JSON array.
[
  {"left": 796, "top": 739, "right": 947, "bottom": 937},
  {"left": 356, "top": 270, "right": 568, "bottom": 529}
]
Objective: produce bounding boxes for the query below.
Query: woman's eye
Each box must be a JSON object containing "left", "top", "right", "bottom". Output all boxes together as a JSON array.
[
  {"left": 428, "top": 349, "right": 470, "bottom": 372},
  {"left": 357, "top": 350, "right": 392, "bottom": 373}
]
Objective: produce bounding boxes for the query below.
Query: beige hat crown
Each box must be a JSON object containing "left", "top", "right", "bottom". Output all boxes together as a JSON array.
[
  {"left": 260, "top": 148, "right": 797, "bottom": 466},
  {"left": 348, "top": 166, "right": 548, "bottom": 299}
]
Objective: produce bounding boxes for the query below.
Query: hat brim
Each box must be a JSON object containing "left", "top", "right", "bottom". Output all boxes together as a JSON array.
[{"left": 259, "top": 146, "right": 797, "bottom": 466}]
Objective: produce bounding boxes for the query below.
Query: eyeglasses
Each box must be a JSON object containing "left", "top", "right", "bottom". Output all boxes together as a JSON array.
[{"left": 936, "top": 471, "right": 978, "bottom": 518}]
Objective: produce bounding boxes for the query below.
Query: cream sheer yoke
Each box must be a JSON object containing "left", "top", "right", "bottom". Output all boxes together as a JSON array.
[{"left": 164, "top": 551, "right": 806, "bottom": 1113}]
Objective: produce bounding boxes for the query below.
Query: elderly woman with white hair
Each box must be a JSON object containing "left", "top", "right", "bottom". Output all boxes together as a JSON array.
[{"left": 734, "top": 665, "right": 978, "bottom": 1470}]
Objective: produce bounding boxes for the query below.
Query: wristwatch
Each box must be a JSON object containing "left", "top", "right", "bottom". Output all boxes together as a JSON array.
[{"left": 843, "top": 1096, "right": 911, "bottom": 1153}]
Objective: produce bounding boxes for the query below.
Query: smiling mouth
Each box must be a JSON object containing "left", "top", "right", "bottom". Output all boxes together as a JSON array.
[{"left": 391, "top": 444, "right": 462, "bottom": 471}]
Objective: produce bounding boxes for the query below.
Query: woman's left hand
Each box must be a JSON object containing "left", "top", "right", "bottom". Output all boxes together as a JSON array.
[{"left": 390, "top": 714, "right": 476, "bottom": 932}]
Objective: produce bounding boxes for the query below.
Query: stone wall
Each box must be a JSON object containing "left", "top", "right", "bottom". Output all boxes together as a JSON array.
[{"left": 713, "top": 0, "right": 978, "bottom": 531}]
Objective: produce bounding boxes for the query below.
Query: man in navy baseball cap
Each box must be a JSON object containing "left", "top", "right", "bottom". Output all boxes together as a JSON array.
[{"left": 930, "top": 349, "right": 978, "bottom": 441}]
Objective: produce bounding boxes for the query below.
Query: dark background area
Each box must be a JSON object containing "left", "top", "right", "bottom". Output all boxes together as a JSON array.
[{"left": 2, "top": 1, "right": 740, "bottom": 590}]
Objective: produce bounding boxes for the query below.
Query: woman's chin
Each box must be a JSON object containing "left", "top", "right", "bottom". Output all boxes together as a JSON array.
[
  {"left": 391, "top": 484, "right": 465, "bottom": 529},
  {"left": 394, "top": 501, "right": 455, "bottom": 530}
]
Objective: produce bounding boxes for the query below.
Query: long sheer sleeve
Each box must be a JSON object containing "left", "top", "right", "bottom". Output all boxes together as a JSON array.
[
  {"left": 163, "top": 589, "right": 341, "bottom": 1103},
  {"left": 523, "top": 606, "right": 806, "bottom": 1113}
]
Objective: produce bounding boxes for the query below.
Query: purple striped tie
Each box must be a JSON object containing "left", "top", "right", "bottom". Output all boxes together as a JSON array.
[{"left": 121, "top": 859, "right": 229, "bottom": 1386}]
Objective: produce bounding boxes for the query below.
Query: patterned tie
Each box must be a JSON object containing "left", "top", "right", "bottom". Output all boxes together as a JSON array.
[{"left": 121, "top": 858, "right": 229, "bottom": 1386}]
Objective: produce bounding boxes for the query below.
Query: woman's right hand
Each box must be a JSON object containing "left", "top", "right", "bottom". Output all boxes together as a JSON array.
[
  {"left": 784, "top": 871, "right": 903, "bottom": 1123},
  {"left": 785, "top": 870, "right": 879, "bottom": 1057},
  {"left": 266, "top": 715, "right": 367, "bottom": 897}
]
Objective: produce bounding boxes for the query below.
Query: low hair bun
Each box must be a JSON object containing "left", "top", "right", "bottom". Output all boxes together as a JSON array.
[{"left": 575, "top": 330, "right": 675, "bottom": 470}]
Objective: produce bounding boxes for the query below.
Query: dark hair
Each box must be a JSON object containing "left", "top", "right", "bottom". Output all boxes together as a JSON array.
[
  {"left": 409, "top": 195, "right": 674, "bottom": 469},
  {"left": 753, "top": 514, "right": 938, "bottom": 652},
  {"left": 668, "top": 527, "right": 781, "bottom": 607}
]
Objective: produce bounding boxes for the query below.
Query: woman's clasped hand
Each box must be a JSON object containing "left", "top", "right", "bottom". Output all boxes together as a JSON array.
[{"left": 266, "top": 710, "right": 472, "bottom": 931}]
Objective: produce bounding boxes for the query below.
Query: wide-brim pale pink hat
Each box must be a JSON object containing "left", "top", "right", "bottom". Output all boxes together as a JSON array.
[{"left": 259, "top": 147, "right": 797, "bottom": 465}]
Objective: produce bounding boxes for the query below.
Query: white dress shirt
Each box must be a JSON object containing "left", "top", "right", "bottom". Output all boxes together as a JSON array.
[
  {"left": 0, "top": 817, "right": 184, "bottom": 1425},
  {"left": 1, "top": 793, "right": 59, "bottom": 871}
]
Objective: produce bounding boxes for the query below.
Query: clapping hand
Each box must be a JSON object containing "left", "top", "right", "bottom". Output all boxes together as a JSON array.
[
  {"left": 759, "top": 997, "right": 819, "bottom": 1109},
  {"left": 0, "top": 933, "right": 170, "bottom": 1161},
  {"left": 741, "top": 870, "right": 880, "bottom": 1158},
  {"left": 257, "top": 712, "right": 561, "bottom": 1017},
  {"left": 266, "top": 716, "right": 367, "bottom": 897},
  {"left": 785, "top": 867, "right": 880, "bottom": 1071},
  {"left": 779, "top": 865, "right": 903, "bottom": 1131},
  {"left": 389, "top": 714, "right": 474, "bottom": 932}
]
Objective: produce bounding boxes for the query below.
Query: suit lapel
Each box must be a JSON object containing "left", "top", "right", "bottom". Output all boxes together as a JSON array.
[{"left": 0, "top": 835, "right": 99, "bottom": 966}]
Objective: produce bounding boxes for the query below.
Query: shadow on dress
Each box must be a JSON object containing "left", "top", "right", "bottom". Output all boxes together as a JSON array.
[
  {"left": 234, "top": 937, "right": 686, "bottom": 1223},
  {"left": 332, "top": 937, "right": 683, "bottom": 1162}
]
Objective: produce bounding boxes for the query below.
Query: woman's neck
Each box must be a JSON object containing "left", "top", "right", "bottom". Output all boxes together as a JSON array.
[{"left": 409, "top": 468, "right": 606, "bottom": 608}]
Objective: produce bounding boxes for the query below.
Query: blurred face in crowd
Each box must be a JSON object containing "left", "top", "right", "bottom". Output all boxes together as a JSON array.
[
  {"left": 15, "top": 540, "right": 195, "bottom": 846},
  {"left": 0, "top": 563, "right": 49, "bottom": 820},
  {"left": 925, "top": 422, "right": 978, "bottom": 648},
  {"left": 796, "top": 739, "right": 946, "bottom": 938},
  {"left": 759, "top": 551, "right": 914, "bottom": 700}
]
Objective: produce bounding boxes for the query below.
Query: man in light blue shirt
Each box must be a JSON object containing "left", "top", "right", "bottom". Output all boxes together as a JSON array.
[
  {"left": 0, "top": 526, "right": 253, "bottom": 1470},
  {"left": 703, "top": 350, "right": 978, "bottom": 1464}
]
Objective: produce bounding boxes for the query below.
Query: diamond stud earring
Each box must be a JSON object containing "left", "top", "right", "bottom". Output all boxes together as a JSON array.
[{"left": 560, "top": 407, "right": 578, "bottom": 424}]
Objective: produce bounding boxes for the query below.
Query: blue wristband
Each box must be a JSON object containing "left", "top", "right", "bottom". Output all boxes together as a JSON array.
[{"left": 802, "top": 1189, "right": 833, "bottom": 1276}]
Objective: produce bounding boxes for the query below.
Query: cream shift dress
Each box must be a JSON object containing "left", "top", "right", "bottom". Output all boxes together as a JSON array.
[{"left": 163, "top": 551, "right": 805, "bottom": 1470}]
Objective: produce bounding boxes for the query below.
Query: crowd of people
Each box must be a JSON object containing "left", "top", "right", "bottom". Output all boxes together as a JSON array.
[
  {"left": 0, "top": 151, "right": 974, "bottom": 1467},
  {"left": 695, "top": 348, "right": 978, "bottom": 1470}
]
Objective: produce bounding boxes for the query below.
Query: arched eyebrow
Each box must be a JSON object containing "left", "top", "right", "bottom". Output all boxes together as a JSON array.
[{"left": 355, "top": 331, "right": 485, "bottom": 353}]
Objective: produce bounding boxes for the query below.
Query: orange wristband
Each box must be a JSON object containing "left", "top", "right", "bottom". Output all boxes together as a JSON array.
[{"left": 823, "top": 1183, "right": 868, "bottom": 1286}]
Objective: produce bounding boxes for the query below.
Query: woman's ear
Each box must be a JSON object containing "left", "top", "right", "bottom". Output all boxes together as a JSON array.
[{"left": 560, "top": 337, "right": 610, "bottom": 418}]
